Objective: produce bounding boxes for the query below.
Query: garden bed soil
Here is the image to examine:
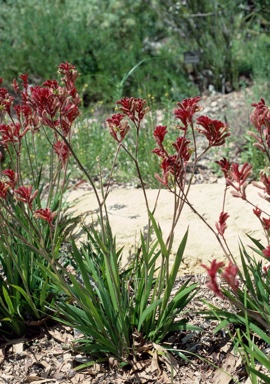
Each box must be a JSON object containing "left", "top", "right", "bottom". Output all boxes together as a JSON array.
[{"left": 0, "top": 275, "right": 267, "bottom": 384}]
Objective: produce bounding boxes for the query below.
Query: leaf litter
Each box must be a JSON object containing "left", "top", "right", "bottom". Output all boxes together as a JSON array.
[{"left": 0, "top": 274, "right": 266, "bottom": 384}]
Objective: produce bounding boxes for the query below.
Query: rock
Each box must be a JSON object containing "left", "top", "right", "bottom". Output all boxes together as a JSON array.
[{"left": 67, "top": 183, "right": 268, "bottom": 276}]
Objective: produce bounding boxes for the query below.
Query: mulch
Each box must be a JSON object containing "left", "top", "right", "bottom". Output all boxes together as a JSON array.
[{"left": 0, "top": 274, "right": 262, "bottom": 384}]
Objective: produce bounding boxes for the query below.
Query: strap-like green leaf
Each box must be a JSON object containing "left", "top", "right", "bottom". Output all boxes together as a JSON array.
[{"left": 138, "top": 298, "right": 163, "bottom": 331}]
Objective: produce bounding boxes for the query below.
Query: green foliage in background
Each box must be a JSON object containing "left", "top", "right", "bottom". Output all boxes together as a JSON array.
[
  {"left": 1, "top": 0, "right": 270, "bottom": 102},
  {"left": 0, "top": 0, "right": 194, "bottom": 103}
]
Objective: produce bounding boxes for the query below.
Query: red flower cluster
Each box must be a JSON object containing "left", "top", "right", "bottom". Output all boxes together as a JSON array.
[
  {"left": 221, "top": 261, "right": 239, "bottom": 293},
  {"left": 152, "top": 124, "right": 192, "bottom": 187},
  {"left": 14, "top": 185, "right": 38, "bottom": 209},
  {"left": 201, "top": 259, "right": 225, "bottom": 298},
  {"left": 249, "top": 98, "right": 270, "bottom": 152},
  {"left": 106, "top": 113, "right": 130, "bottom": 143},
  {"left": 53, "top": 141, "right": 71, "bottom": 167},
  {"left": 34, "top": 208, "right": 57, "bottom": 225},
  {"left": 250, "top": 98, "right": 270, "bottom": 132},
  {"left": 0, "top": 63, "right": 81, "bottom": 159},
  {"left": 153, "top": 125, "right": 168, "bottom": 147},
  {"left": 215, "top": 157, "right": 231, "bottom": 178},
  {"left": 152, "top": 98, "right": 231, "bottom": 188},
  {"left": 196, "top": 116, "right": 230, "bottom": 147},
  {"left": 216, "top": 159, "right": 252, "bottom": 200},
  {"left": 174, "top": 96, "right": 201, "bottom": 129},
  {"left": 26, "top": 74, "right": 80, "bottom": 136},
  {"left": 253, "top": 172, "right": 270, "bottom": 201},
  {"left": 215, "top": 211, "right": 229, "bottom": 236},
  {"left": 0, "top": 122, "right": 29, "bottom": 147},
  {"left": 202, "top": 259, "right": 239, "bottom": 298},
  {"left": 116, "top": 97, "right": 148, "bottom": 124},
  {"left": 3, "top": 169, "right": 17, "bottom": 189}
]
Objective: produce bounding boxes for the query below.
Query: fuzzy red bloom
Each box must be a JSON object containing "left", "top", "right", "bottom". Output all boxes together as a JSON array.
[
  {"left": 14, "top": 185, "right": 38, "bottom": 209},
  {"left": 153, "top": 132, "right": 191, "bottom": 188},
  {"left": 43, "top": 79, "right": 59, "bottom": 90},
  {"left": 154, "top": 154, "right": 184, "bottom": 187},
  {"left": 19, "top": 74, "right": 29, "bottom": 91},
  {"left": 172, "top": 136, "right": 192, "bottom": 163},
  {"left": 229, "top": 162, "right": 252, "bottom": 184},
  {"left": 0, "top": 123, "right": 30, "bottom": 147},
  {"left": 262, "top": 217, "right": 270, "bottom": 231},
  {"left": 3, "top": 169, "right": 17, "bottom": 189},
  {"left": 53, "top": 140, "right": 71, "bottom": 167},
  {"left": 226, "top": 162, "right": 252, "bottom": 200},
  {"left": 174, "top": 96, "right": 201, "bottom": 128},
  {"left": 57, "top": 102, "right": 80, "bottom": 136},
  {"left": 29, "top": 86, "right": 58, "bottom": 118},
  {"left": 253, "top": 206, "right": 262, "bottom": 218},
  {"left": 58, "top": 62, "right": 79, "bottom": 94},
  {"left": 201, "top": 259, "right": 224, "bottom": 298},
  {"left": 116, "top": 97, "right": 148, "bottom": 123},
  {"left": 215, "top": 157, "right": 231, "bottom": 178},
  {"left": 106, "top": 113, "right": 130, "bottom": 142},
  {"left": 0, "top": 87, "right": 14, "bottom": 115},
  {"left": 153, "top": 125, "right": 168, "bottom": 146},
  {"left": 221, "top": 261, "right": 239, "bottom": 292},
  {"left": 12, "top": 79, "right": 19, "bottom": 94},
  {"left": 34, "top": 208, "right": 57, "bottom": 225},
  {"left": 253, "top": 173, "right": 270, "bottom": 199},
  {"left": 196, "top": 116, "right": 230, "bottom": 146},
  {"left": 262, "top": 245, "right": 270, "bottom": 258},
  {"left": 14, "top": 105, "right": 40, "bottom": 131},
  {"left": 215, "top": 211, "right": 229, "bottom": 236},
  {"left": 250, "top": 98, "right": 270, "bottom": 131},
  {"left": 0, "top": 181, "right": 9, "bottom": 199},
  {"left": 61, "top": 102, "right": 80, "bottom": 123}
]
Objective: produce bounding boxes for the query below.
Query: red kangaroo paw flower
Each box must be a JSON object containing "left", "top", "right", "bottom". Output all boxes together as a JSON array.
[
  {"left": 196, "top": 115, "right": 230, "bottom": 147},
  {"left": 201, "top": 259, "right": 225, "bottom": 298},
  {"left": 53, "top": 140, "right": 71, "bottom": 167},
  {"left": 215, "top": 211, "right": 229, "bottom": 236},
  {"left": 34, "top": 208, "right": 57, "bottom": 225},
  {"left": 174, "top": 96, "right": 201, "bottom": 128},
  {"left": 106, "top": 113, "right": 130, "bottom": 142},
  {"left": 14, "top": 185, "right": 38, "bottom": 209},
  {"left": 221, "top": 261, "right": 239, "bottom": 292}
]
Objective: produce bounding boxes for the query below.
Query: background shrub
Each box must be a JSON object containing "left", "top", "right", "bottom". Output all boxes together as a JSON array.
[{"left": 1, "top": 0, "right": 269, "bottom": 104}]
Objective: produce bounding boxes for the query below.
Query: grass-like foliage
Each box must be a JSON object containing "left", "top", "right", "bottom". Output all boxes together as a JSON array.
[
  {"left": 0, "top": 64, "right": 81, "bottom": 335},
  {"left": 201, "top": 98, "right": 270, "bottom": 381},
  {"left": 0, "top": 61, "right": 270, "bottom": 381}
]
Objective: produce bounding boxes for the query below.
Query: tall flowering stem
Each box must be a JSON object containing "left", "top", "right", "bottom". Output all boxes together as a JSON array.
[
  {"left": 249, "top": 98, "right": 270, "bottom": 162},
  {"left": 0, "top": 62, "right": 109, "bottom": 263},
  {"left": 106, "top": 97, "right": 151, "bottom": 216},
  {"left": 152, "top": 97, "right": 231, "bottom": 257}
]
